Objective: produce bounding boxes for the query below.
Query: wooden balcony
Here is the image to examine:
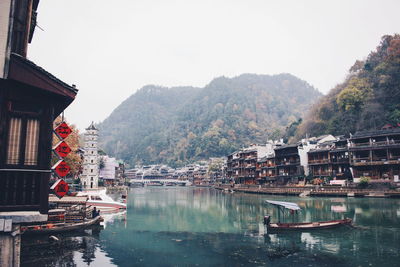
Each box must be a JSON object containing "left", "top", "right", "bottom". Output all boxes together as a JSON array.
[
  {"left": 311, "top": 171, "right": 330, "bottom": 176},
  {"left": 276, "top": 160, "right": 300, "bottom": 166},
  {"left": 350, "top": 140, "right": 400, "bottom": 150},
  {"left": 308, "top": 159, "right": 330, "bottom": 165},
  {"left": 244, "top": 164, "right": 256, "bottom": 169},
  {"left": 331, "top": 159, "right": 350, "bottom": 164},
  {"left": 352, "top": 157, "right": 400, "bottom": 166}
]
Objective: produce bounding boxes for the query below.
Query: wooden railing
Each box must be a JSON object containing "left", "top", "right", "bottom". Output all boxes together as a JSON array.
[
  {"left": 350, "top": 140, "right": 400, "bottom": 148},
  {"left": 0, "top": 169, "right": 49, "bottom": 213},
  {"left": 276, "top": 160, "right": 300, "bottom": 166},
  {"left": 308, "top": 159, "right": 330, "bottom": 164}
]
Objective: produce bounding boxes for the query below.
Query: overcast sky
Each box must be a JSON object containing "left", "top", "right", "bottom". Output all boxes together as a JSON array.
[{"left": 28, "top": 0, "right": 400, "bottom": 131}]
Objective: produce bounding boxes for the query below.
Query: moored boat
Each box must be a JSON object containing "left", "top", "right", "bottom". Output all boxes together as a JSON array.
[
  {"left": 77, "top": 189, "right": 127, "bottom": 212},
  {"left": 267, "top": 218, "right": 352, "bottom": 232},
  {"left": 264, "top": 200, "right": 352, "bottom": 232},
  {"left": 21, "top": 216, "right": 103, "bottom": 235}
]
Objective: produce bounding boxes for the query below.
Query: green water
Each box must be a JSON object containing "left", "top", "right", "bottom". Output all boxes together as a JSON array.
[{"left": 21, "top": 187, "right": 400, "bottom": 266}]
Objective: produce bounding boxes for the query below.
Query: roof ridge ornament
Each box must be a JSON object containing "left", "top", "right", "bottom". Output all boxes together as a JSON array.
[{"left": 86, "top": 121, "right": 98, "bottom": 130}]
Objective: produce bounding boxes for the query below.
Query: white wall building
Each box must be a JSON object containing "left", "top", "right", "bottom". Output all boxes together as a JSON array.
[
  {"left": 81, "top": 122, "right": 99, "bottom": 189},
  {"left": 99, "top": 155, "right": 119, "bottom": 181},
  {"left": 298, "top": 135, "right": 336, "bottom": 176}
]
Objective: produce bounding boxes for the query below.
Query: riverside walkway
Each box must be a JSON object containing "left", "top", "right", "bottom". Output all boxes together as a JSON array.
[{"left": 214, "top": 184, "right": 400, "bottom": 198}]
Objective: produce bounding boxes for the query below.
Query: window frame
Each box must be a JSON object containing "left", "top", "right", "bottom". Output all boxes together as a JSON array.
[{"left": 4, "top": 101, "right": 42, "bottom": 168}]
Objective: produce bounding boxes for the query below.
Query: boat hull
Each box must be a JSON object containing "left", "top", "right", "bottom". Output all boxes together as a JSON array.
[
  {"left": 267, "top": 218, "right": 352, "bottom": 232},
  {"left": 86, "top": 201, "right": 126, "bottom": 211},
  {"left": 21, "top": 216, "right": 103, "bottom": 235}
]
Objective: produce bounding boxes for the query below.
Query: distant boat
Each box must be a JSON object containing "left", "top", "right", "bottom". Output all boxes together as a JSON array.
[{"left": 263, "top": 200, "right": 352, "bottom": 232}]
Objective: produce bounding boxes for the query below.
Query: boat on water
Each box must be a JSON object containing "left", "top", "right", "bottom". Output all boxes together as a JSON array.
[
  {"left": 21, "top": 216, "right": 103, "bottom": 235},
  {"left": 263, "top": 200, "right": 352, "bottom": 232},
  {"left": 77, "top": 189, "right": 127, "bottom": 212}
]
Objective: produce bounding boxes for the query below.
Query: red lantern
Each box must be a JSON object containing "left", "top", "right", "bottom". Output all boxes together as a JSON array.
[
  {"left": 54, "top": 122, "right": 72, "bottom": 139},
  {"left": 53, "top": 160, "right": 71, "bottom": 177},
  {"left": 53, "top": 141, "right": 72, "bottom": 158},
  {"left": 51, "top": 179, "right": 69, "bottom": 198}
]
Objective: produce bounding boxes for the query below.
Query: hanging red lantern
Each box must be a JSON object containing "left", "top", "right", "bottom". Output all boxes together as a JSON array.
[
  {"left": 54, "top": 122, "right": 72, "bottom": 139},
  {"left": 51, "top": 179, "right": 69, "bottom": 198},
  {"left": 52, "top": 160, "right": 71, "bottom": 178},
  {"left": 53, "top": 141, "right": 72, "bottom": 158}
]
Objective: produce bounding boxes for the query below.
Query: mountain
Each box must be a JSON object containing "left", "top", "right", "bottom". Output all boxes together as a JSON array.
[
  {"left": 291, "top": 34, "right": 400, "bottom": 141},
  {"left": 99, "top": 73, "right": 321, "bottom": 167}
]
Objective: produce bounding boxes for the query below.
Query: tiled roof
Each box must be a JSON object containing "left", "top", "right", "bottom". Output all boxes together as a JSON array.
[
  {"left": 274, "top": 143, "right": 298, "bottom": 150},
  {"left": 12, "top": 53, "right": 78, "bottom": 94},
  {"left": 351, "top": 128, "right": 400, "bottom": 139},
  {"left": 86, "top": 121, "right": 98, "bottom": 130}
]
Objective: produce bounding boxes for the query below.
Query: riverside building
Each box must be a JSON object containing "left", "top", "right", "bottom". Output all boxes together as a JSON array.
[
  {"left": 0, "top": 0, "right": 77, "bottom": 265},
  {"left": 349, "top": 128, "right": 400, "bottom": 182},
  {"left": 228, "top": 128, "right": 400, "bottom": 185}
]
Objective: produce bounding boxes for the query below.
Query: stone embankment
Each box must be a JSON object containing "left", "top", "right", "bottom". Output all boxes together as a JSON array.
[{"left": 214, "top": 185, "right": 400, "bottom": 198}]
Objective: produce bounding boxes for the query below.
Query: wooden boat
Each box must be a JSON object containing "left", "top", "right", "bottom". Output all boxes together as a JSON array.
[
  {"left": 264, "top": 200, "right": 352, "bottom": 232},
  {"left": 268, "top": 218, "right": 352, "bottom": 232},
  {"left": 21, "top": 216, "right": 103, "bottom": 235}
]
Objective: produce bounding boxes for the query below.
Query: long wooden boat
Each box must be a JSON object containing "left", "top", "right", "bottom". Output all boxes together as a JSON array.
[
  {"left": 21, "top": 216, "right": 103, "bottom": 235},
  {"left": 267, "top": 218, "right": 352, "bottom": 232},
  {"left": 264, "top": 200, "right": 353, "bottom": 232}
]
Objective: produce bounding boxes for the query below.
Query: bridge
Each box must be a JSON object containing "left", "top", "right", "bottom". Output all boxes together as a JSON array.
[{"left": 130, "top": 179, "right": 192, "bottom": 186}]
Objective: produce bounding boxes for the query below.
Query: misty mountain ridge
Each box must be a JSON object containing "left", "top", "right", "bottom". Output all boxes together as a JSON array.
[{"left": 99, "top": 73, "right": 321, "bottom": 167}]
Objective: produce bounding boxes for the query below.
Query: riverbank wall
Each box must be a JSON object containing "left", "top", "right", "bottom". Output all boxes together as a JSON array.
[{"left": 213, "top": 185, "right": 400, "bottom": 198}]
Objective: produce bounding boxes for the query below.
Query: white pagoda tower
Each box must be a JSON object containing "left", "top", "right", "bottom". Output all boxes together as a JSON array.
[{"left": 81, "top": 122, "right": 99, "bottom": 189}]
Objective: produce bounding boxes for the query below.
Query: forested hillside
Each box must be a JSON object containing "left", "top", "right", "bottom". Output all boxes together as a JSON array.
[
  {"left": 99, "top": 73, "right": 321, "bottom": 166},
  {"left": 291, "top": 34, "right": 400, "bottom": 142}
]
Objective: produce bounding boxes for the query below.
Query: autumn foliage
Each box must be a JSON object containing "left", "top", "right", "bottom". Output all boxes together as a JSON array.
[{"left": 292, "top": 34, "right": 400, "bottom": 141}]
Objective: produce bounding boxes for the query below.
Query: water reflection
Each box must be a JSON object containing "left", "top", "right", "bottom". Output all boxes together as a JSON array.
[{"left": 21, "top": 187, "right": 400, "bottom": 266}]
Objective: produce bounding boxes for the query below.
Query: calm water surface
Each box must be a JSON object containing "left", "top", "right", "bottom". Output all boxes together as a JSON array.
[{"left": 21, "top": 187, "right": 400, "bottom": 266}]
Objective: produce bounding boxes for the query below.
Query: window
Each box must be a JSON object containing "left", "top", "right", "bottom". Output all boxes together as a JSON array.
[
  {"left": 6, "top": 118, "right": 22, "bottom": 164},
  {"left": 24, "top": 119, "right": 40, "bottom": 165},
  {"left": 5, "top": 101, "right": 42, "bottom": 166},
  {"left": 6, "top": 117, "right": 40, "bottom": 165}
]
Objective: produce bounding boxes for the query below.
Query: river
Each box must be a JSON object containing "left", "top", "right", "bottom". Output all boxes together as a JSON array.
[{"left": 21, "top": 187, "right": 400, "bottom": 266}]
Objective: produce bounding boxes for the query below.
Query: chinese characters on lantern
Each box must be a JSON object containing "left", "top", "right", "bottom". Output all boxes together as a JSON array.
[{"left": 51, "top": 121, "right": 72, "bottom": 198}]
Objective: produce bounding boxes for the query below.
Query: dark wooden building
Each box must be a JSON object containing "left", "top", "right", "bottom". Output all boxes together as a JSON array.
[
  {"left": 308, "top": 138, "right": 351, "bottom": 181},
  {"left": 349, "top": 129, "right": 400, "bottom": 181},
  {"left": 0, "top": 0, "right": 77, "bottom": 214},
  {"left": 256, "top": 155, "right": 277, "bottom": 184},
  {"left": 227, "top": 147, "right": 261, "bottom": 184},
  {"left": 274, "top": 144, "right": 303, "bottom": 184}
]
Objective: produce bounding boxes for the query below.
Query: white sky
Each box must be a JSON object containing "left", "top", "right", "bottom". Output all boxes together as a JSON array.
[{"left": 28, "top": 0, "right": 400, "bottom": 131}]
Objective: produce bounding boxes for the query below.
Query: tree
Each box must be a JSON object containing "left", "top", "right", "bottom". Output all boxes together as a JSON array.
[
  {"left": 336, "top": 78, "right": 372, "bottom": 112},
  {"left": 295, "top": 34, "right": 400, "bottom": 139}
]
